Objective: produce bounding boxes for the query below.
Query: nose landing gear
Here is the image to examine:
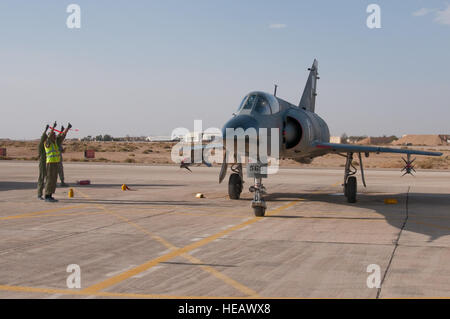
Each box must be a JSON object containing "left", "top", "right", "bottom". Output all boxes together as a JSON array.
[
  {"left": 250, "top": 176, "right": 266, "bottom": 216},
  {"left": 227, "top": 162, "right": 268, "bottom": 217}
]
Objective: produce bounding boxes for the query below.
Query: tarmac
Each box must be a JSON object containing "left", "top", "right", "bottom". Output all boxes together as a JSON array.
[{"left": 0, "top": 161, "right": 449, "bottom": 299}]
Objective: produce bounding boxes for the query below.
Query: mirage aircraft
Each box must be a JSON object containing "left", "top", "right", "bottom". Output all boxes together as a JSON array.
[{"left": 181, "top": 59, "right": 442, "bottom": 217}]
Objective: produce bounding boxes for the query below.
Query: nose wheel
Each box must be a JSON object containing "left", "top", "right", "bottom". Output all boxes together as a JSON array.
[
  {"left": 253, "top": 206, "right": 266, "bottom": 217},
  {"left": 250, "top": 176, "right": 266, "bottom": 216}
]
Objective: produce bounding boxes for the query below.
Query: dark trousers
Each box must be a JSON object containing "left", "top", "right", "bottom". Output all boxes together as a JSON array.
[
  {"left": 37, "top": 161, "right": 47, "bottom": 197},
  {"left": 58, "top": 155, "right": 64, "bottom": 183},
  {"left": 45, "top": 162, "right": 59, "bottom": 196}
]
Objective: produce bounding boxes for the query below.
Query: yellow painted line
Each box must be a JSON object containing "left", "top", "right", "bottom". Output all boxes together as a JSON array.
[
  {"left": 331, "top": 180, "right": 342, "bottom": 187},
  {"left": 94, "top": 206, "right": 259, "bottom": 297},
  {"left": 0, "top": 204, "right": 88, "bottom": 221},
  {"left": 408, "top": 214, "right": 450, "bottom": 220},
  {"left": 169, "top": 211, "right": 248, "bottom": 219},
  {"left": 0, "top": 284, "right": 242, "bottom": 299},
  {"left": 1, "top": 284, "right": 450, "bottom": 299},
  {"left": 410, "top": 220, "right": 450, "bottom": 231},
  {"left": 81, "top": 199, "right": 302, "bottom": 294},
  {"left": 113, "top": 209, "right": 249, "bottom": 219},
  {"left": 113, "top": 206, "right": 249, "bottom": 219},
  {"left": 0, "top": 211, "right": 105, "bottom": 220},
  {"left": 180, "top": 253, "right": 259, "bottom": 297},
  {"left": 76, "top": 188, "right": 280, "bottom": 296}
]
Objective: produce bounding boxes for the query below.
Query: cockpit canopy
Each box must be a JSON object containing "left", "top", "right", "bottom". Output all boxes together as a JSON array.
[{"left": 236, "top": 91, "right": 280, "bottom": 115}]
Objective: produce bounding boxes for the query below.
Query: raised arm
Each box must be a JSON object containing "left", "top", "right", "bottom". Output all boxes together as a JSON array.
[
  {"left": 41, "top": 124, "right": 49, "bottom": 142},
  {"left": 45, "top": 121, "right": 57, "bottom": 147},
  {"left": 58, "top": 123, "right": 72, "bottom": 144}
]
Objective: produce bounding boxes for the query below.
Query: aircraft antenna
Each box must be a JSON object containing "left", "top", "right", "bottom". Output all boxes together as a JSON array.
[{"left": 273, "top": 84, "right": 278, "bottom": 96}]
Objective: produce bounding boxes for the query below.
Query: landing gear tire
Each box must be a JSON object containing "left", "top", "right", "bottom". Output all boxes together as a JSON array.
[
  {"left": 345, "top": 176, "right": 357, "bottom": 203},
  {"left": 253, "top": 206, "right": 266, "bottom": 217},
  {"left": 228, "top": 173, "right": 243, "bottom": 199}
]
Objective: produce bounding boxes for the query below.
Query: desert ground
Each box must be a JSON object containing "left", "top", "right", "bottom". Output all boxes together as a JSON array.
[{"left": 1, "top": 140, "right": 449, "bottom": 170}]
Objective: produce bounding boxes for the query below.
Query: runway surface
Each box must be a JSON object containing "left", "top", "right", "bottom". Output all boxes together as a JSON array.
[{"left": 0, "top": 162, "right": 449, "bottom": 298}]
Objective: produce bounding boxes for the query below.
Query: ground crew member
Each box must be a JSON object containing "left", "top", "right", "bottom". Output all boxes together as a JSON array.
[
  {"left": 57, "top": 125, "right": 68, "bottom": 187},
  {"left": 44, "top": 123, "right": 71, "bottom": 202},
  {"left": 37, "top": 123, "right": 51, "bottom": 200}
]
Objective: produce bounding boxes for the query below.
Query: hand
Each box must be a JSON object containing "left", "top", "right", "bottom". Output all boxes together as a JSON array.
[
  {"left": 45, "top": 124, "right": 49, "bottom": 131},
  {"left": 68, "top": 123, "right": 72, "bottom": 129},
  {"left": 61, "top": 126, "right": 65, "bottom": 132},
  {"left": 53, "top": 121, "right": 57, "bottom": 128}
]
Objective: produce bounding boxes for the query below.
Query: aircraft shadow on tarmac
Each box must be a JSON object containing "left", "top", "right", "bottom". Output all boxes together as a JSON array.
[
  {"left": 0, "top": 181, "right": 37, "bottom": 191},
  {"left": 263, "top": 191, "right": 450, "bottom": 242}
]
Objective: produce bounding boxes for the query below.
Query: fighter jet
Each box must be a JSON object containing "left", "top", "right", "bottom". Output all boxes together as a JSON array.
[{"left": 186, "top": 59, "right": 443, "bottom": 216}]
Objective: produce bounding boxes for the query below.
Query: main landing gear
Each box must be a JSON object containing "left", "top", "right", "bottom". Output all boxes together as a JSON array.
[
  {"left": 342, "top": 152, "right": 367, "bottom": 203},
  {"left": 228, "top": 164, "right": 243, "bottom": 199}
]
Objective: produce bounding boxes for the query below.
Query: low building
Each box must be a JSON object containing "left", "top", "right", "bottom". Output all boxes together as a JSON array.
[
  {"left": 183, "top": 132, "right": 221, "bottom": 143},
  {"left": 329, "top": 136, "right": 341, "bottom": 144},
  {"left": 392, "top": 134, "right": 449, "bottom": 146},
  {"left": 356, "top": 136, "right": 396, "bottom": 145},
  {"left": 146, "top": 136, "right": 177, "bottom": 142}
]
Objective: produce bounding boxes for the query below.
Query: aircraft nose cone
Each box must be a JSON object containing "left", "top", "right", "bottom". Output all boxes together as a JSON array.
[{"left": 222, "top": 115, "right": 259, "bottom": 139}]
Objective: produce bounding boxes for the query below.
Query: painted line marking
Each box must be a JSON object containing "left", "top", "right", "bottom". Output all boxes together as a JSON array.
[
  {"left": 332, "top": 181, "right": 342, "bottom": 187},
  {"left": 410, "top": 220, "right": 450, "bottom": 231},
  {"left": 1, "top": 283, "right": 449, "bottom": 299},
  {"left": 132, "top": 266, "right": 163, "bottom": 279},
  {"left": 0, "top": 284, "right": 244, "bottom": 299},
  {"left": 76, "top": 188, "right": 266, "bottom": 297},
  {"left": 2, "top": 211, "right": 105, "bottom": 220},
  {"left": 81, "top": 199, "right": 301, "bottom": 295},
  {"left": 0, "top": 204, "right": 88, "bottom": 221},
  {"left": 106, "top": 265, "right": 136, "bottom": 277}
]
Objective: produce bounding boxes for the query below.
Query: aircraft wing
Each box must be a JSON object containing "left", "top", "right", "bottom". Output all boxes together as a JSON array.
[{"left": 313, "top": 142, "right": 443, "bottom": 157}]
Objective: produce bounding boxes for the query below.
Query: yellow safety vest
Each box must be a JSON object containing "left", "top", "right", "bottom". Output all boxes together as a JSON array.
[{"left": 44, "top": 142, "right": 61, "bottom": 163}]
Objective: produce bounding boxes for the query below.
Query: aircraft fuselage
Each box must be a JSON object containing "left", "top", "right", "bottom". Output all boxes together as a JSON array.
[{"left": 222, "top": 91, "right": 330, "bottom": 163}]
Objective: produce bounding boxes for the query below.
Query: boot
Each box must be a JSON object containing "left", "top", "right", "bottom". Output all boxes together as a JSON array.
[{"left": 45, "top": 195, "right": 58, "bottom": 203}]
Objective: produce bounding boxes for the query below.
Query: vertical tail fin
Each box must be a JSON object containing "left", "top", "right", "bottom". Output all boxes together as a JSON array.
[{"left": 299, "top": 59, "right": 319, "bottom": 112}]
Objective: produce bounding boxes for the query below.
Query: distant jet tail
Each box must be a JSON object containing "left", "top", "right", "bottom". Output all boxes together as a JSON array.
[{"left": 299, "top": 59, "right": 319, "bottom": 112}]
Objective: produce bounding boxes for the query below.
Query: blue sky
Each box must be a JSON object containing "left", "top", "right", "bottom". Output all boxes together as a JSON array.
[{"left": 0, "top": 0, "right": 449, "bottom": 139}]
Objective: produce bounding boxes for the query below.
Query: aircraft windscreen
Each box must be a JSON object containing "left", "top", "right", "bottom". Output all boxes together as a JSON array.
[
  {"left": 242, "top": 94, "right": 257, "bottom": 110},
  {"left": 237, "top": 92, "right": 279, "bottom": 114},
  {"left": 254, "top": 96, "right": 271, "bottom": 115},
  {"left": 236, "top": 96, "right": 247, "bottom": 112}
]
